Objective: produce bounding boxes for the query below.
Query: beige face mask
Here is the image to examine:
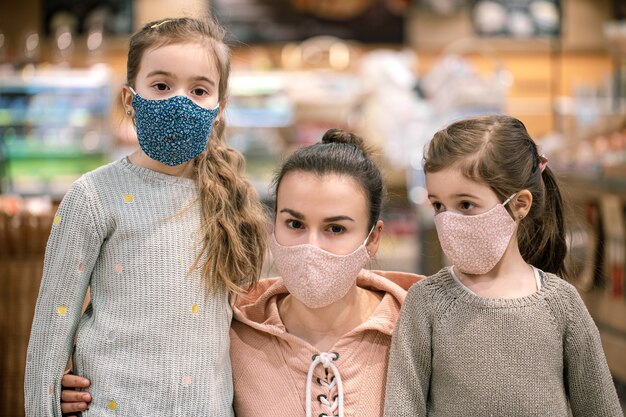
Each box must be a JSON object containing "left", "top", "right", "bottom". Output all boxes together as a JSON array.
[
  {"left": 434, "top": 193, "right": 518, "bottom": 275},
  {"left": 268, "top": 230, "right": 373, "bottom": 309}
]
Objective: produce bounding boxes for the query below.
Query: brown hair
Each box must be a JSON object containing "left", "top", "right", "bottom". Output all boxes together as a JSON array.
[
  {"left": 127, "top": 17, "right": 267, "bottom": 294},
  {"left": 423, "top": 115, "right": 568, "bottom": 279},
  {"left": 272, "top": 129, "right": 385, "bottom": 231}
]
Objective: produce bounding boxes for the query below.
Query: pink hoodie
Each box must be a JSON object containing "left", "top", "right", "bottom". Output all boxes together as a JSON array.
[{"left": 230, "top": 269, "right": 423, "bottom": 417}]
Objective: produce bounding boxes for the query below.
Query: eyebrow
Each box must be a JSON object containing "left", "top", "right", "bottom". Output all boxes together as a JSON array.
[
  {"left": 146, "top": 70, "right": 173, "bottom": 79},
  {"left": 145, "top": 70, "right": 216, "bottom": 86},
  {"left": 324, "top": 215, "right": 355, "bottom": 222},
  {"left": 428, "top": 193, "right": 480, "bottom": 199},
  {"left": 279, "top": 208, "right": 304, "bottom": 220},
  {"left": 279, "top": 208, "right": 355, "bottom": 223}
]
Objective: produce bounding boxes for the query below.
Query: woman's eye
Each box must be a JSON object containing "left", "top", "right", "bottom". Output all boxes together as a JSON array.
[
  {"left": 286, "top": 219, "right": 303, "bottom": 229},
  {"left": 154, "top": 83, "right": 169, "bottom": 91},
  {"left": 328, "top": 224, "right": 345, "bottom": 234}
]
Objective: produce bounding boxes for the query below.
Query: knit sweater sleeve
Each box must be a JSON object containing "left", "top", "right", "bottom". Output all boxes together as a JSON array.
[
  {"left": 384, "top": 281, "right": 432, "bottom": 417},
  {"left": 24, "top": 180, "right": 104, "bottom": 417},
  {"left": 562, "top": 283, "right": 622, "bottom": 417}
]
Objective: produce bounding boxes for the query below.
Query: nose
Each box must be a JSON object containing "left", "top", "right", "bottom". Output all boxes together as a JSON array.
[
  {"left": 171, "top": 88, "right": 188, "bottom": 98},
  {"left": 305, "top": 231, "right": 321, "bottom": 247}
]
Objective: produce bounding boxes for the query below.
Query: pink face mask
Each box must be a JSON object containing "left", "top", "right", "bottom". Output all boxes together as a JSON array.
[
  {"left": 268, "top": 230, "right": 372, "bottom": 309},
  {"left": 434, "top": 193, "right": 517, "bottom": 275}
]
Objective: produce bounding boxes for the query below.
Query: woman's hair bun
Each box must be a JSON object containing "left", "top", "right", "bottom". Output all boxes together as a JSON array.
[{"left": 321, "top": 128, "right": 366, "bottom": 150}]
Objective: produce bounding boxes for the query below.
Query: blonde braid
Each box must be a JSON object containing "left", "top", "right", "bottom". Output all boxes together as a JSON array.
[{"left": 193, "top": 133, "right": 267, "bottom": 294}]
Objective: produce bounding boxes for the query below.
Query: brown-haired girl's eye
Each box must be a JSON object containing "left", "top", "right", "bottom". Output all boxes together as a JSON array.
[
  {"left": 155, "top": 83, "right": 168, "bottom": 91},
  {"left": 192, "top": 88, "right": 207, "bottom": 96}
]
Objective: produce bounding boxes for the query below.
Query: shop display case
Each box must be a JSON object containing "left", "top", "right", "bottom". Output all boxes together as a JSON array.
[
  {"left": 0, "top": 195, "right": 53, "bottom": 417},
  {"left": 560, "top": 175, "right": 626, "bottom": 386},
  {"left": 605, "top": 20, "right": 626, "bottom": 112},
  {"left": 538, "top": 20, "right": 626, "bottom": 386},
  {"left": 226, "top": 71, "right": 295, "bottom": 201},
  {"left": 226, "top": 67, "right": 369, "bottom": 200},
  {"left": 0, "top": 65, "right": 113, "bottom": 198}
]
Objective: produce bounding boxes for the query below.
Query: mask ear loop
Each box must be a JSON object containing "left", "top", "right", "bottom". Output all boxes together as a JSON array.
[
  {"left": 125, "top": 86, "right": 137, "bottom": 124},
  {"left": 503, "top": 192, "right": 522, "bottom": 221},
  {"left": 502, "top": 193, "right": 517, "bottom": 206},
  {"left": 363, "top": 223, "right": 379, "bottom": 256},
  {"left": 363, "top": 224, "right": 377, "bottom": 245}
]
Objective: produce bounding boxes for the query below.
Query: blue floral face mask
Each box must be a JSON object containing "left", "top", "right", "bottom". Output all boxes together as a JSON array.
[{"left": 129, "top": 86, "right": 220, "bottom": 166}]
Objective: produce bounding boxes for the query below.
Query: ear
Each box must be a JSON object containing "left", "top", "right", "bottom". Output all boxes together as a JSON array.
[
  {"left": 215, "top": 98, "right": 227, "bottom": 123},
  {"left": 511, "top": 190, "right": 533, "bottom": 221},
  {"left": 365, "top": 220, "right": 384, "bottom": 257},
  {"left": 121, "top": 85, "right": 134, "bottom": 117}
]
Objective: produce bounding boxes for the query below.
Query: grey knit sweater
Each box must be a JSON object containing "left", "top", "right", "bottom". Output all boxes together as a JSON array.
[
  {"left": 384, "top": 267, "right": 622, "bottom": 417},
  {"left": 25, "top": 158, "right": 234, "bottom": 416}
]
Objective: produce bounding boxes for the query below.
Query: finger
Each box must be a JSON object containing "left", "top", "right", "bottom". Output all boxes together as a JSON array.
[
  {"left": 60, "top": 399, "right": 88, "bottom": 414},
  {"left": 61, "top": 374, "right": 91, "bottom": 388},
  {"left": 61, "top": 389, "right": 92, "bottom": 403}
]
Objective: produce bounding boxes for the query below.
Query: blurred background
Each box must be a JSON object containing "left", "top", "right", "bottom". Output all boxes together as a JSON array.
[{"left": 1, "top": 0, "right": 626, "bottom": 415}]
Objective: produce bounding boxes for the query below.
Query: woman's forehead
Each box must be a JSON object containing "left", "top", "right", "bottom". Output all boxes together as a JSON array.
[{"left": 276, "top": 171, "right": 368, "bottom": 217}]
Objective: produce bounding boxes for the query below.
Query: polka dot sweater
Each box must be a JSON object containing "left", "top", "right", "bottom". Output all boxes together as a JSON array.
[
  {"left": 383, "top": 267, "right": 623, "bottom": 417},
  {"left": 25, "top": 158, "right": 234, "bottom": 417}
]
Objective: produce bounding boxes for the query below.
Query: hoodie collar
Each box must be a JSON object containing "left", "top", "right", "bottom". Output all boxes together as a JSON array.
[{"left": 231, "top": 269, "right": 423, "bottom": 341}]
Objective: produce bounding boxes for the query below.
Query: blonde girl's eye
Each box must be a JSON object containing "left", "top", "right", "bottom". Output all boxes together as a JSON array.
[
  {"left": 286, "top": 219, "right": 304, "bottom": 230},
  {"left": 192, "top": 87, "right": 209, "bottom": 96}
]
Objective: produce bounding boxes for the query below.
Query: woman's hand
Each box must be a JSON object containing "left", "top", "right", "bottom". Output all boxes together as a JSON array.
[{"left": 60, "top": 373, "right": 92, "bottom": 416}]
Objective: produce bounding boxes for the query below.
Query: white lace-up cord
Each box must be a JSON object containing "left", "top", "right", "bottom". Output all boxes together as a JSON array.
[{"left": 305, "top": 352, "right": 344, "bottom": 417}]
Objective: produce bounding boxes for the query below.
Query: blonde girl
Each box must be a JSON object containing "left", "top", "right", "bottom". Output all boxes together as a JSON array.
[
  {"left": 384, "top": 115, "right": 622, "bottom": 416},
  {"left": 25, "top": 17, "right": 267, "bottom": 416}
]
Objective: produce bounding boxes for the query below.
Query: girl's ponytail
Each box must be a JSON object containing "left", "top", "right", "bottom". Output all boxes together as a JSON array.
[
  {"left": 194, "top": 133, "right": 267, "bottom": 295},
  {"left": 518, "top": 165, "right": 568, "bottom": 279}
]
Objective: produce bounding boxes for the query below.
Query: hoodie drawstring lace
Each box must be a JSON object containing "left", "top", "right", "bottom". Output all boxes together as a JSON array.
[{"left": 305, "top": 352, "right": 344, "bottom": 417}]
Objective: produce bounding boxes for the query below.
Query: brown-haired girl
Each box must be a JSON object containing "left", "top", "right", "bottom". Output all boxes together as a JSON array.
[
  {"left": 384, "top": 115, "right": 622, "bottom": 416},
  {"left": 25, "top": 17, "right": 267, "bottom": 416}
]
